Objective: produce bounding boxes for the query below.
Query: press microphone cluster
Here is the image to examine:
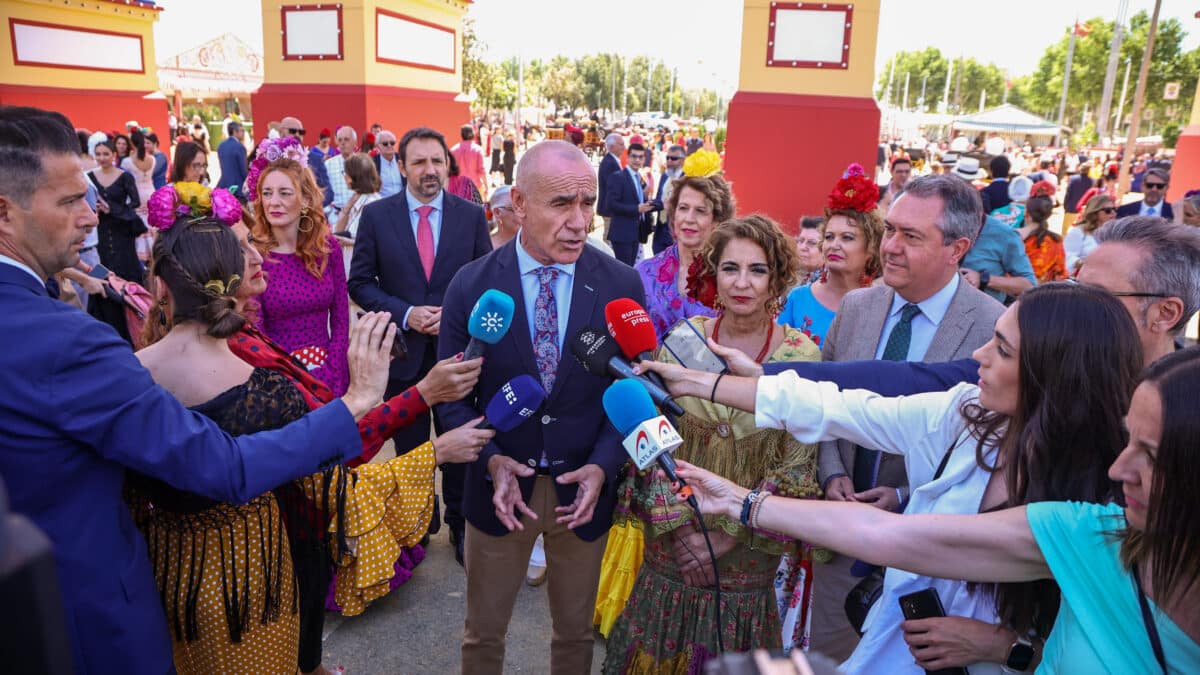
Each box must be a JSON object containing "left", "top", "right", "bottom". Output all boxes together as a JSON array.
[
  {"left": 571, "top": 328, "right": 685, "bottom": 417},
  {"left": 464, "top": 289, "right": 516, "bottom": 361},
  {"left": 604, "top": 298, "right": 671, "bottom": 395},
  {"left": 601, "top": 379, "right": 694, "bottom": 506}
]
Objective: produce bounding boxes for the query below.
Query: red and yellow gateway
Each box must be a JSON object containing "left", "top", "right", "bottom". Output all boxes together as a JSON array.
[
  {"left": 724, "top": 0, "right": 882, "bottom": 233},
  {"left": 252, "top": 0, "right": 472, "bottom": 143},
  {"left": 0, "top": 0, "right": 167, "bottom": 133}
]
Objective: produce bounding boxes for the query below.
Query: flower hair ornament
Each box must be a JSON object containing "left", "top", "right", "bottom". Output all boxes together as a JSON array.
[
  {"left": 1029, "top": 180, "right": 1057, "bottom": 199},
  {"left": 685, "top": 254, "right": 719, "bottom": 310},
  {"left": 245, "top": 136, "right": 309, "bottom": 200},
  {"left": 827, "top": 163, "right": 879, "bottom": 212},
  {"left": 683, "top": 149, "right": 723, "bottom": 178},
  {"left": 147, "top": 182, "right": 241, "bottom": 231},
  {"left": 203, "top": 275, "right": 242, "bottom": 296}
]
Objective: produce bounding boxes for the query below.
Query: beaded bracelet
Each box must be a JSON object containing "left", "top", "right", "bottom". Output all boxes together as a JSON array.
[
  {"left": 750, "top": 493, "right": 770, "bottom": 529},
  {"left": 740, "top": 489, "right": 762, "bottom": 526}
]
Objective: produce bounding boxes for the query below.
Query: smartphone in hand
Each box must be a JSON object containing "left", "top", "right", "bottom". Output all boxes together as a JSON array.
[{"left": 898, "top": 589, "right": 969, "bottom": 675}]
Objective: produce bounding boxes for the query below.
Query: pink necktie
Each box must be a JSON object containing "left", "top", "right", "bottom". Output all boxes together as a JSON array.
[{"left": 416, "top": 204, "right": 435, "bottom": 280}]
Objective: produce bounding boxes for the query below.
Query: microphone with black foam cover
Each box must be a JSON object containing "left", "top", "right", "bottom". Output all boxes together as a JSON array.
[
  {"left": 570, "top": 328, "right": 685, "bottom": 417},
  {"left": 463, "top": 289, "right": 516, "bottom": 361},
  {"left": 601, "top": 379, "right": 694, "bottom": 505},
  {"left": 476, "top": 374, "right": 548, "bottom": 431},
  {"left": 604, "top": 298, "right": 671, "bottom": 394}
]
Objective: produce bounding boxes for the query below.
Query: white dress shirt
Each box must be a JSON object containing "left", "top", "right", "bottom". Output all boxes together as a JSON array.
[
  {"left": 401, "top": 189, "right": 445, "bottom": 330},
  {"left": 874, "top": 272, "right": 961, "bottom": 361},
  {"left": 755, "top": 374, "right": 1004, "bottom": 675},
  {"left": 378, "top": 155, "right": 403, "bottom": 197},
  {"left": 1063, "top": 226, "right": 1098, "bottom": 274},
  {"left": 1138, "top": 200, "right": 1163, "bottom": 217}
]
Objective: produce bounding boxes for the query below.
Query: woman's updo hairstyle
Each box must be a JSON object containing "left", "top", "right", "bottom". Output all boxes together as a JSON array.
[{"left": 150, "top": 216, "right": 247, "bottom": 338}]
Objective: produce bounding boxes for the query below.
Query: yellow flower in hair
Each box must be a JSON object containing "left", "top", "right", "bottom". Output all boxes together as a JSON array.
[
  {"left": 173, "top": 181, "right": 212, "bottom": 216},
  {"left": 683, "top": 149, "right": 722, "bottom": 178}
]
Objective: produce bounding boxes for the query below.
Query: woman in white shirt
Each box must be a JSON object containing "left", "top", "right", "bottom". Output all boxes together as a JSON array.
[
  {"left": 1065, "top": 195, "right": 1115, "bottom": 275},
  {"left": 333, "top": 153, "right": 382, "bottom": 277},
  {"left": 638, "top": 282, "right": 1141, "bottom": 675}
]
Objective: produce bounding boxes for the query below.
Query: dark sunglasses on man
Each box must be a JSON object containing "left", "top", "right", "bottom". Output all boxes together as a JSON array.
[
  {"left": 1143, "top": 181, "right": 1167, "bottom": 190},
  {"left": 285, "top": 127, "right": 305, "bottom": 137},
  {"left": 379, "top": 140, "right": 396, "bottom": 146}
]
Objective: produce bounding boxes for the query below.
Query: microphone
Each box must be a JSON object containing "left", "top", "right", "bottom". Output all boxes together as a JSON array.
[
  {"left": 570, "top": 328, "right": 685, "bottom": 417},
  {"left": 601, "top": 379, "right": 694, "bottom": 504},
  {"left": 477, "top": 374, "right": 548, "bottom": 431},
  {"left": 463, "top": 289, "right": 516, "bottom": 361},
  {"left": 604, "top": 298, "right": 670, "bottom": 394}
]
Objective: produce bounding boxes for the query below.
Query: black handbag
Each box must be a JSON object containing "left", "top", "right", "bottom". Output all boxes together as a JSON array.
[{"left": 843, "top": 442, "right": 957, "bottom": 635}]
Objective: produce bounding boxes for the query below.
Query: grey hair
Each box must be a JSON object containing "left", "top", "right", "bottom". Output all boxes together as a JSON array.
[
  {"left": 605, "top": 133, "right": 623, "bottom": 150},
  {"left": 336, "top": 125, "right": 357, "bottom": 141},
  {"left": 668, "top": 144, "right": 685, "bottom": 154},
  {"left": 1184, "top": 191, "right": 1200, "bottom": 213},
  {"left": 488, "top": 184, "right": 512, "bottom": 206},
  {"left": 1145, "top": 167, "right": 1170, "bottom": 184},
  {"left": 1096, "top": 216, "right": 1200, "bottom": 332},
  {"left": 895, "top": 174, "right": 982, "bottom": 245}
]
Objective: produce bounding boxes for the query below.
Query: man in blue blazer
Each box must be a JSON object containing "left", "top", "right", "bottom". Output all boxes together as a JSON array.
[
  {"left": 596, "top": 132, "right": 624, "bottom": 243},
  {"left": 349, "top": 127, "right": 491, "bottom": 559},
  {"left": 1115, "top": 167, "right": 1174, "bottom": 219},
  {"left": 0, "top": 106, "right": 384, "bottom": 674},
  {"left": 438, "top": 141, "right": 644, "bottom": 674},
  {"left": 650, "top": 144, "right": 685, "bottom": 254},
  {"left": 605, "top": 142, "right": 653, "bottom": 265}
]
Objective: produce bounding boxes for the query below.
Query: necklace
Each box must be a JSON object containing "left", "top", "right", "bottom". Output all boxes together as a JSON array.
[{"left": 712, "top": 313, "right": 774, "bottom": 363}]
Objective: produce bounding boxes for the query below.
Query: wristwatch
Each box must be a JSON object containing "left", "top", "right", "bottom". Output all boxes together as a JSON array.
[
  {"left": 1005, "top": 634, "right": 1035, "bottom": 671},
  {"left": 978, "top": 270, "right": 991, "bottom": 292}
]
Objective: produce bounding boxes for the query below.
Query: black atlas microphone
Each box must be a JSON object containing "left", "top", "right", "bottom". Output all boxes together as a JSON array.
[{"left": 570, "top": 328, "right": 685, "bottom": 417}]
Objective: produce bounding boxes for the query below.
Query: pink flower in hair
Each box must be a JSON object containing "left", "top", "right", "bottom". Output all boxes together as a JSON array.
[
  {"left": 147, "top": 185, "right": 181, "bottom": 231},
  {"left": 210, "top": 189, "right": 242, "bottom": 225}
]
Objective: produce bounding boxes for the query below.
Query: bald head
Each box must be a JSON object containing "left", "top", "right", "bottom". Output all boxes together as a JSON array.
[
  {"left": 280, "top": 116, "right": 305, "bottom": 142},
  {"left": 515, "top": 140, "right": 591, "bottom": 192}
]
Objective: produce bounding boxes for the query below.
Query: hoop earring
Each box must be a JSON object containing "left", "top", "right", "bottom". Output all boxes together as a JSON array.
[{"left": 298, "top": 208, "right": 314, "bottom": 233}]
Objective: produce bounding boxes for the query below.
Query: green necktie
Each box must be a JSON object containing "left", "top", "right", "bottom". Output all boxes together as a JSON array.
[{"left": 853, "top": 303, "right": 922, "bottom": 492}]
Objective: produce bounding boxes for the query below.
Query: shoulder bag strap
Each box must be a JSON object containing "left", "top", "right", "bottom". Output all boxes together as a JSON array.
[
  {"left": 1132, "top": 562, "right": 1168, "bottom": 674},
  {"left": 932, "top": 439, "right": 957, "bottom": 481}
]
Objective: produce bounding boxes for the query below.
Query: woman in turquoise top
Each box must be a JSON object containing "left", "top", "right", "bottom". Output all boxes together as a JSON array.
[
  {"left": 673, "top": 345, "right": 1200, "bottom": 674},
  {"left": 777, "top": 164, "right": 882, "bottom": 347}
]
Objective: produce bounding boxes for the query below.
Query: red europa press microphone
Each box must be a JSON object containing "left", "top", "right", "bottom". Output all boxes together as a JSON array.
[{"left": 604, "top": 298, "right": 672, "bottom": 395}]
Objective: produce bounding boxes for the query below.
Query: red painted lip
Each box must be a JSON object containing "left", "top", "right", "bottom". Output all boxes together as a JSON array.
[
  {"left": 827, "top": 254, "right": 844, "bottom": 262},
  {"left": 731, "top": 296, "right": 752, "bottom": 303},
  {"left": 252, "top": 270, "right": 263, "bottom": 280},
  {"left": 269, "top": 211, "right": 285, "bottom": 218}
]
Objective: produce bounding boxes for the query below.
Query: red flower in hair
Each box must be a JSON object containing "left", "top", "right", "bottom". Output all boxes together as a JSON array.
[
  {"left": 685, "top": 255, "right": 718, "bottom": 309},
  {"left": 827, "top": 163, "right": 880, "bottom": 212},
  {"left": 1029, "top": 180, "right": 1057, "bottom": 199}
]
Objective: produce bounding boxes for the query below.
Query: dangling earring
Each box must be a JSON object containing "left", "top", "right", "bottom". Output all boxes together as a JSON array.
[
  {"left": 766, "top": 297, "right": 784, "bottom": 318},
  {"left": 818, "top": 266, "right": 829, "bottom": 284},
  {"left": 157, "top": 298, "right": 168, "bottom": 326},
  {"left": 859, "top": 273, "right": 873, "bottom": 288},
  {"left": 298, "top": 207, "right": 314, "bottom": 233}
]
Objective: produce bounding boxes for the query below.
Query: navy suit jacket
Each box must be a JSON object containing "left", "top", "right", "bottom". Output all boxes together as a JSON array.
[
  {"left": 605, "top": 168, "right": 648, "bottom": 244},
  {"left": 215, "top": 137, "right": 248, "bottom": 191},
  {"left": 1063, "top": 174, "right": 1092, "bottom": 214},
  {"left": 763, "top": 358, "right": 979, "bottom": 395},
  {"left": 308, "top": 146, "right": 334, "bottom": 207},
  {"left": 0, "top": 264, "right": 362, "bottom": 674},
  {"left": 1116, "top": 200, "right": 1173, "bottom": 220},
  {"left": 435, "top": 241, "right": 645, "bottom": 541},
  {"left": 597, "top": 153, "right": 621, "bottom": 217},
  {"left": 348, "top": 189, "right": 491, "bottom": 382},
  {"left": 980, "top": 179, "right": 1011, "bottom": 211}
]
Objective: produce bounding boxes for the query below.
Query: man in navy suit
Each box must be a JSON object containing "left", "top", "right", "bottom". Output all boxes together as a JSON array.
[
  {"left": 349, "top": 127, "right": 491, "bottom": 561},
  {"left": 438, "top": 141, "right": 644, "bottom": 674},
  {"left": 371, "top": 129, "right": 405, "bottom": 197},
  {"left": 1116, "top": 167, "right": 1174, "bottom": 219},
  {"left": 596, "top": 132, "right": 625, "bottom": 243},
  {"left": 214, "top": 121, "right": 248, "bottom": 192},
  {"left": 0, "top": 105, "right": 384, "bottom": 674},
  {"left": 650, "top": 144, "right": 685, "bottom": 254},
  {"left": 605, "top": 142, "right": 653, "bottom": 265}
]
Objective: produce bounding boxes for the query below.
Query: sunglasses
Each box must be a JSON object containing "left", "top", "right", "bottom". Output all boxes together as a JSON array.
[
  {"left": 667, "top": 156, "right": 684, "bottom": 161},
  {"left": 285, "top": 127, "right": 306, "bottom": 136},
  {"left": 1099, "top": 207, "right": 1117, "bottom": 214},
  {"left": 1143, "top": 182, "right": 1166, "bottom": 190},
  {"left": 379, "top": 141, "right": 396, "bottom": 146},
  {"left": 1067, "top": 278, "right": 1169, "bottom": 299}
]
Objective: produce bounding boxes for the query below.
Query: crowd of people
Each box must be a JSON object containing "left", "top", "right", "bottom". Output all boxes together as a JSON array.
[{"left": 2, "top": 98, "right": 1199, "bottom": 675}]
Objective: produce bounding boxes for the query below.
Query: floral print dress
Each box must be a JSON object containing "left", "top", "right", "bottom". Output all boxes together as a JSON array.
[
  {"left": 602, "top": 317, "right": 822, "bottom": 674},
  {"left": 635, "top": 244, "right": 718, "bottom": 340}
]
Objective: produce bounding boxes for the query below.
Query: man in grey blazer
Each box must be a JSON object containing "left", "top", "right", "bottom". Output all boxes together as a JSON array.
[{"left": 810, "top": 174, "right": 1005, "bottom": 662}]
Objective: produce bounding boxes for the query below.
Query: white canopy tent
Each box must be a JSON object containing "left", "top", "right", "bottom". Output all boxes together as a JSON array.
[{"left": 951, "top": 104, "right": 1060, "bottom": 143}]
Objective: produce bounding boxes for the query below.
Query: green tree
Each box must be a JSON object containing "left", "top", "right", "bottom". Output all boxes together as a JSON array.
[
  {"left": 461, "top": 18, "right": 488, "bottom": 97},
  {"left": 878, "top": 49, "right": 1010, "bottom": 114},
  {"left": 540, "top": 56, "right": 582, "bottom": 115}
]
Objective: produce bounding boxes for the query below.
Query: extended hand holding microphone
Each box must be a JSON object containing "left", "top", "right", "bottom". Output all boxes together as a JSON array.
[
  {"left": 463, "top": 289, "right": 516, "bottom": 361},
  {"left": 570, "top": 328, "right": 685, "bottom": 417},
  {"left": 476, "top": 374, "right": 548, "bottom": 431}
]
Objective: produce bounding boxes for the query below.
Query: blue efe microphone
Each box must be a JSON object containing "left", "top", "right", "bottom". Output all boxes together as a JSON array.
[
  {"left": 464, "top": 289, "right": 516, "bottom": 361},
  {"left": 601, "top": 380, "right": 694, "bottom": 504},
  {"left": 478, "top": 374, "right": 548, "bottom": 431}
]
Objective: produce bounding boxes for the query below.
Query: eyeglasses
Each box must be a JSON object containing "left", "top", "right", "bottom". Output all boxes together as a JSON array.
[
  {"left": 285, "top": 127, "right": 305, "bottom": 136},
  {"left": 1143, "top": 182, "right": 1166, "bottom": 190},
  {"left": 1067, "top": 278, "right": 1169, "bottom": 299},
  {"left": 189, "top": 162, "right": 208, "bottom": 170},
  {"left": 379, "top": 141, "right": 396, "bottom": 146}
]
